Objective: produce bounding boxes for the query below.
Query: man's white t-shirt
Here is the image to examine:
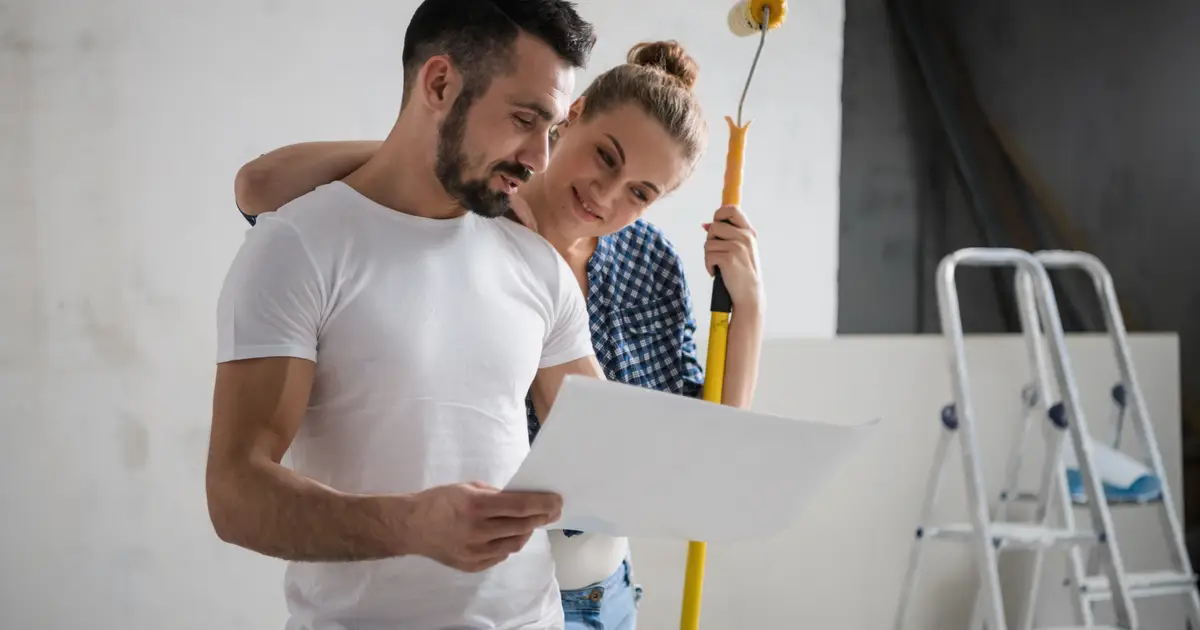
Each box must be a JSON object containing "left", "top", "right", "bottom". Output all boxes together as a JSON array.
[{"left": 215, "top": 181, "right": 594, "bottom": 630}]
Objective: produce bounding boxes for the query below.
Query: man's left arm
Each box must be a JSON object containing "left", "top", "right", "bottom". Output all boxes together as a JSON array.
[
  {"left": 529, "top": 256, "right": 604, "bottom": 424},
  {"left": 530, "top": 354, "right": 605, "bottom": 423}
]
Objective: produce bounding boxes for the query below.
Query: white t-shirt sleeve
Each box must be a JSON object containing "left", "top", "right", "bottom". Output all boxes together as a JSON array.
[
  {"left": 539, "top": 253, "right": 594, "bottom": 369},
  {"left": 216, "top": 214, "right": 327, "bottom": 363}
]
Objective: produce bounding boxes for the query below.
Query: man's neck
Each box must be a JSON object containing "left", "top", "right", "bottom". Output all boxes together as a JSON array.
[{"left": 343, "top": 115, "right": 463, "bottom": 220}]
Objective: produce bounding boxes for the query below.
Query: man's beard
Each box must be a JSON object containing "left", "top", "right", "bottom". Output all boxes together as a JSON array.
[{"left": 434, "top": 94, "right": 532, "bottom": 218}]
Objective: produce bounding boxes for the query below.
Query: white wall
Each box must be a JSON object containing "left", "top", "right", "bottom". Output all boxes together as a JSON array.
[
  {"left": 0, "top": 0, "right": 843, "bottom": 628},
  {"left": 630, "top": 334, "right": 1186, "bottom": 629},
  {"left": 570, "top": 0, "right": 847, "bottom": 346}
]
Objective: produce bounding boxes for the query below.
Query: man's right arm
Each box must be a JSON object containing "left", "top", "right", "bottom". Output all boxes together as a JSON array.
[
  {"left": 234, "top": 141, "right": 381, "bottom": 218},
  {"left": 206, "top": 365, "right": 561, "bottom": 568},
  {"left": 207, "top": 214, "right": 413, "bottom": 561},
  {"left": 207, "top": 356, "right": 416, "bottom": 561}
]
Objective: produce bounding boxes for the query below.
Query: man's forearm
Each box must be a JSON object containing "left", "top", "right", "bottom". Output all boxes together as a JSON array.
[
  {"left": 208, "top": 457, "right": 414, "bottom": 562},
  {"left": 235, "top": 141, "right": 382, "bottom": 216},
  {"left": 720, "top": 303, "right": 765, "bottom": 409}
]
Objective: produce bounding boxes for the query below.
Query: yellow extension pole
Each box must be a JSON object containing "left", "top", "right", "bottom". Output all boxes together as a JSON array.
[
  {"left": 679, "top": 115, "right": 750, "bottom": 630},
  {"left": 678, "top": 4, "right": 784, "bottom": 626}
]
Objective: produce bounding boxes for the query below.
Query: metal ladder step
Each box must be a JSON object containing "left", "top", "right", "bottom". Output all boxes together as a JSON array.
[
  {"left": 1010, "top": 490, "right": 1162, "bottom": 507},
  {"left": 1037, "top": 626, "right": 1125, "bottom": 629},
  {"left": 924, "top": 522, "right": 1097, "bottom": 549},
  {"left": 1080, "top": 569, "right": 1198, "bottom": 602}
]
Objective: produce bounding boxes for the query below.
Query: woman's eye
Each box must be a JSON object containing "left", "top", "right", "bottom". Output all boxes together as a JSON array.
[
  {"left": 632, "top": 189, "right": 648, "bottom": 202},
  {"left": 597, "top": 148, "right": 615, "bottom": 167}
]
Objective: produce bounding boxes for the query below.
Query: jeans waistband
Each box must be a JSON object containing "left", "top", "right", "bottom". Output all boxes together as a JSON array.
[{"left": 560, "top": 557, "right": 632, "bottom": 601}]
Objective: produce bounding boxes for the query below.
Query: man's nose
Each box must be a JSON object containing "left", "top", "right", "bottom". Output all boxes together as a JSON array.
[{"left": 517, "top": 130, "right": 552, "bottom": 175}]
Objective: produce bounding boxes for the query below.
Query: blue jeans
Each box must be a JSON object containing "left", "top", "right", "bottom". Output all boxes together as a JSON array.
[{"left": 561, "top": 558, "right": 643, "bottom": 630}]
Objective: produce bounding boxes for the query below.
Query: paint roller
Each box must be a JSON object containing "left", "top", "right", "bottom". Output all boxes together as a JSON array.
[{"left": 680, "top": 2, "right": 786, "bottom": 629}]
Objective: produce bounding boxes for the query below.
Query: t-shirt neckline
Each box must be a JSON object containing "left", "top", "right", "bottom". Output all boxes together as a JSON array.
[{"left": 326, "top": 180, "right": 478, "bottom": 229}]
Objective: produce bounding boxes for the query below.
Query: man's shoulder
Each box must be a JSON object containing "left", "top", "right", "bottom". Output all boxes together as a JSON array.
[
  {"left": 270, "top": 182, "right": 356, "bottom": 230},
  {"left": 486, "top": 216, "right": 566, "bottom": 276},
  {"left": 256, "top": 182, "right": 378, "bottom": 253}
]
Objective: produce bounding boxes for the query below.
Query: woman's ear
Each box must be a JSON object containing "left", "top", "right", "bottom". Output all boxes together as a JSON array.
[
  {"left": 567, "top": 96, "right": 586, "bottom": 124},
  {"left": 552, "top": 97, "right": 586, "bottom": 147}
]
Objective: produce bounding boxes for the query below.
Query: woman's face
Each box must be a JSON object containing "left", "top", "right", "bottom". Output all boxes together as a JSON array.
[{"left": 538, "top": 99, "right": 692, "bottom": 240}]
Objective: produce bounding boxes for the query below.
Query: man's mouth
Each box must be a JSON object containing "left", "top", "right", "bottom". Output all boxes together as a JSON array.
[{"left": 498, "top": 174, "right": 521, "bottom": 193}]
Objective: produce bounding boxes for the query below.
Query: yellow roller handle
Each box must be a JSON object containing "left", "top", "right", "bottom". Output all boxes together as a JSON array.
[
  {"left": 679, "top": 115, "right": 750, "bottom": 630},
  {"left": 721, "top": 116, "right": 750, "bottom": 207}
]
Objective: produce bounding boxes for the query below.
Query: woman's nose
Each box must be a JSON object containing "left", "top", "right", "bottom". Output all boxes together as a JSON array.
[{"left": 590, "top": 178, "right": 620, "bottom": 209}]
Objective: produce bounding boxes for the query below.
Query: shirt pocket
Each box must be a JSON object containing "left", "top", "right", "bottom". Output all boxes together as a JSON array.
[
  {"left": 616, "top": 298, "right": 675, "bottom": 345},
  {"left": 612, "top": 297, "right": 684, "bottom": 386}
]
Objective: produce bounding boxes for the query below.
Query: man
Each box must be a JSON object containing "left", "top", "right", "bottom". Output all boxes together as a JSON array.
[{"left": 205, "top": 1, "right": 602, "bottom": 629}]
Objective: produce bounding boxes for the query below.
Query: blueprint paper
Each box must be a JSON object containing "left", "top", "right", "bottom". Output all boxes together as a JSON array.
[{"left": 505, "top": 375, "right": 879, "bottom": 542}]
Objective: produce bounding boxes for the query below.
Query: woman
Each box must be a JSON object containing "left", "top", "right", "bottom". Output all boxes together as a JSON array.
[{"left": 233, "top": 40, "right": 764, "bottom": 630}]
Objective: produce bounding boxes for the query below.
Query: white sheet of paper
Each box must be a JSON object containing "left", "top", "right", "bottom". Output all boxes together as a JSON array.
[{"left": 505, "top": 375, "right": 879, "bottom": 542}]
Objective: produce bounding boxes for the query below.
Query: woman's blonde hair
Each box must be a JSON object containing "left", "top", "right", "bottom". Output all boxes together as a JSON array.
[{"left": 577, "top": 40, "right": 708, "bottom": 174}]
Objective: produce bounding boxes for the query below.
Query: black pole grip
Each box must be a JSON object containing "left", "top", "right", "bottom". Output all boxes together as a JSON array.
[{"left": 711, "top": 269, "right": 734, "bottom": 314}]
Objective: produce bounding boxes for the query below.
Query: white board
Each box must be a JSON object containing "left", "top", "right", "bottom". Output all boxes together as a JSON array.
[{"left": 506, "top": 375, "right": 879, "bottom": 542}]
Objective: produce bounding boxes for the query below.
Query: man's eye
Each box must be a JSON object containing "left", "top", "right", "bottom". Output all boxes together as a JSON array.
[{"left": 514, "top": 115, "right": 535, "bottom": 128}]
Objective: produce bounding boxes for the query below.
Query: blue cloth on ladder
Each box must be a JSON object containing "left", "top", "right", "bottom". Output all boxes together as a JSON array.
[{"left": 1065, "top": 467, "right": 1162, "bottom": 503}]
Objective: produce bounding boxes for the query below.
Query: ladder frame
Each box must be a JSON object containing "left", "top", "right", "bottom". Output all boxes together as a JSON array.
[
  {"left": 893, "top": 247, "right": 1138, "bottom": 630},
  {"left": 1001, "top": 250, "right": 1200, "bottom": 627}
]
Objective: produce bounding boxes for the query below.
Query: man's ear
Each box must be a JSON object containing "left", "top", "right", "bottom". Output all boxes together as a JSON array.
[{"left": 415, "top": 55, "right": 462, "bottom": 113}]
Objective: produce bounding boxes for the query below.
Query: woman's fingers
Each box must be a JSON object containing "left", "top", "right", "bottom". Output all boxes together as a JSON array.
[
  {"left": 505, "top": 194, "right": 538, "bottom": 230},
  {"left": 705, "top": 244, "right": 750, "bottom": 275},
  {"left": 711, "top": 205, "right": 755, "bottom": 234},
  {"left": 705, "top": 220, "right": 753, "bottom": 245},
  {"left": 705, "top": 237, "right": 749, "bottom": 257},
  {"left": 706, "top": 251, "right": 728, "bottom": 276}
]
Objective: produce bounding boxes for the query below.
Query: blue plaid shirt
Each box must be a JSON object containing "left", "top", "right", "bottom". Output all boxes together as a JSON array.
[{"left": 527, "top": 218, "right": 706, "bottom": 536}]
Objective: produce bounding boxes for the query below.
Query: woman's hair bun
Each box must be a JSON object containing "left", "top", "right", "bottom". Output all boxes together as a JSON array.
[{"left": 626, "top": 40, "right": 699, "bottom": 90}]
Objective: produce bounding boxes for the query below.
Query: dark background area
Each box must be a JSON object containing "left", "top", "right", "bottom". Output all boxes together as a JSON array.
[{"left": 838, "top": 0, "right": 1200, "bottom": 561}]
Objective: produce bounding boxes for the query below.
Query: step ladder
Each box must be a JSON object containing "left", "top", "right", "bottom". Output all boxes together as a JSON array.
[
  {"left": 993, "top": 250, "right": 1200, "bottom": 629},
  {"left": 891, "top": 247, "right": 1137, "bottom": 630}
]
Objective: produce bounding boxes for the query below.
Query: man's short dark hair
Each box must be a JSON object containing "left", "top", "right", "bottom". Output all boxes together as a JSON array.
[{"left": 401, "top": 0, "right": 596, "bottom": 105}]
